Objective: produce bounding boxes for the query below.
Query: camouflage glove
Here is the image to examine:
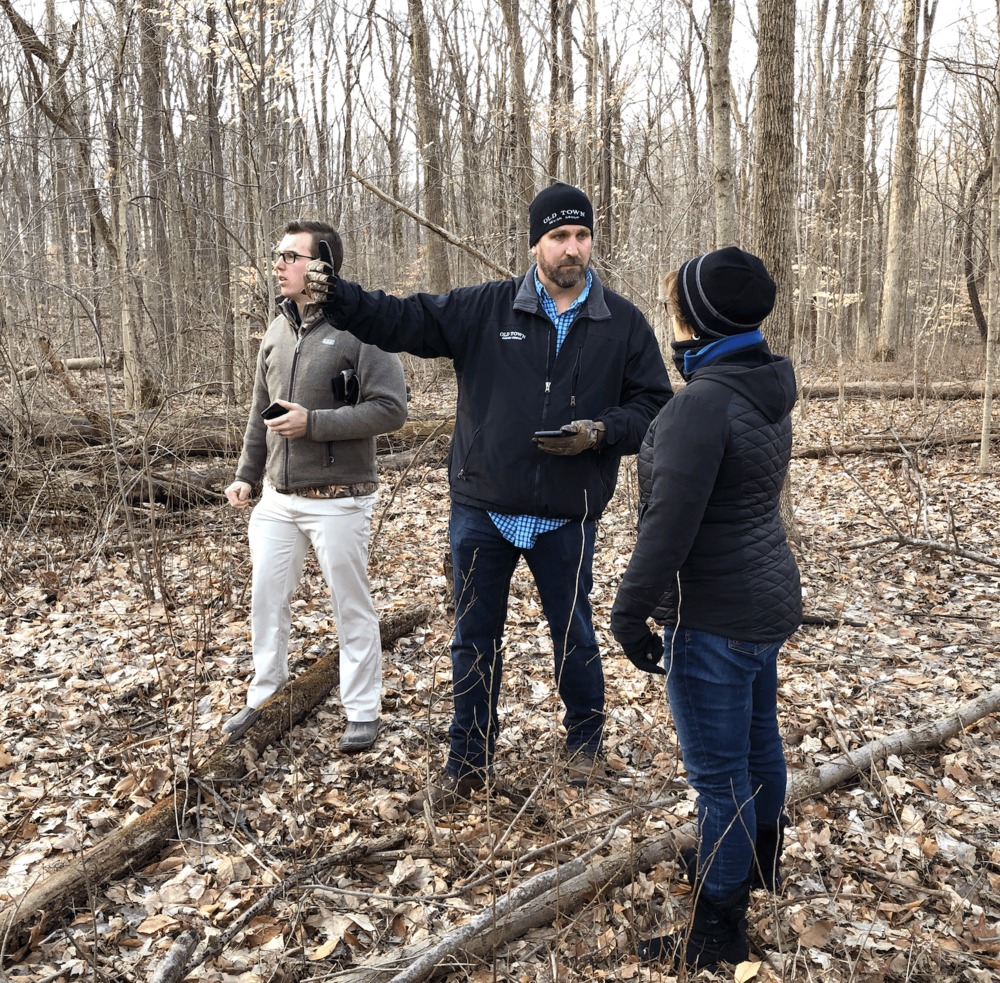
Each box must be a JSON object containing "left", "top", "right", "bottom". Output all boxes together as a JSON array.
[
  {"left": 305, "top": 239, "right": 337, "bottom": 304},
  {"left": 533, "top": 419, "right": 606, "bottom": 456}
]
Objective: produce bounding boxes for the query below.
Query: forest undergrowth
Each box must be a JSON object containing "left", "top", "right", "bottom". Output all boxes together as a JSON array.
[{"left": 1, "top": 365, "right": 1000, "bottom": 983}]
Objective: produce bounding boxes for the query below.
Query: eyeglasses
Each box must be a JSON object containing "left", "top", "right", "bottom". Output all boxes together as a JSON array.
[{"left": 270, "top": 249, "right": 316, "bottom": 265}]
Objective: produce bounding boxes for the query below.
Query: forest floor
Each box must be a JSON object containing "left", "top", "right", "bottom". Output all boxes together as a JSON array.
[{"left": 2, "top": 361, "right": 1000, "bottom": 983}]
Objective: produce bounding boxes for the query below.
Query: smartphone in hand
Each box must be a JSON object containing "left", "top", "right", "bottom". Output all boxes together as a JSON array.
[
  {"left": 261, "top": 401, "right": 288, "bottom": 420},
  {"left": 534, "top": 429, "right": 569, "bottom": 438}
]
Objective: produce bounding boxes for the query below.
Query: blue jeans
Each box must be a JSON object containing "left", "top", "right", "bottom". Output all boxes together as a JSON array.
[
  {"left": 446, "top": 503, "right": 604, "bottom": 779},
  {"left": 664, "top": 627, "right": 787, "bottom": 899}
]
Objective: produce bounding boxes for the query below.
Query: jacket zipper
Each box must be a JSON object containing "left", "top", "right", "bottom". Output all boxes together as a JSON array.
[
  {"left": 570, "top": 345, "right": 583, "bottom": 407},
  {"left": 283, "top": 332, "right": 304, "bottom": 489}
]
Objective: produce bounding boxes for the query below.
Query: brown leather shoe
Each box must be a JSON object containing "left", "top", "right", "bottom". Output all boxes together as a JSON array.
[
  {"left": 567, "top": 751, "right": 607, "bottom": 787},
  {"left": 406, "top": 773, "right": 485, "bottom": 815}
]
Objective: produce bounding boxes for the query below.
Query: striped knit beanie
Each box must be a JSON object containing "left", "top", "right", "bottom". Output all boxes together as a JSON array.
[{"left": 676, "top": 247, "right": 776, "bottom": 338}]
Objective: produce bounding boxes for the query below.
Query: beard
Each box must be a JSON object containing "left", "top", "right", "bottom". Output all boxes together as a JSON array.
[{"left": 537, "top": 254, "right": 589, "bottom": 289}]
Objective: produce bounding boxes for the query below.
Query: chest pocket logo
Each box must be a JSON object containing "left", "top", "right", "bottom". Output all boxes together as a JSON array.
[
  {"left": 322, "top": 337, "right": 337, "bottom": 346},
  {"left": 500, "top": 331, "right": 526, "bottom": 342}
]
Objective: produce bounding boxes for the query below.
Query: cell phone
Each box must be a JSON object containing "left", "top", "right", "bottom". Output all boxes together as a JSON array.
[
  {"left": 261, "top": 401, "right": 287, "bottom": 420},
  {"left": 534, "top": 429, "right": 569, "bottom": 438}
]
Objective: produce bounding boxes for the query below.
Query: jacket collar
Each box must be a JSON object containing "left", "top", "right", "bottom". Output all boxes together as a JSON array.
[
  {"left": 279, "top": 296, "right": 325, "bottom": 334},
  {"left": 683, "top": 329, "right": 765, "bottom": 375},
  {"left": 513, "top": 264, "right": 612, "bottom": 321}
]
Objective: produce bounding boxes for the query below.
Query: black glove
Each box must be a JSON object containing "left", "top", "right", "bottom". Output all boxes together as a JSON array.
[
  {"left": 621, "top": 629, "right": 665, "bottom": 675},
  {"left": 533, "top": 419, "right": 606, "bottom": 456},
  {"left": 305, "top": 239, "right": 338, "bottom": 304}
]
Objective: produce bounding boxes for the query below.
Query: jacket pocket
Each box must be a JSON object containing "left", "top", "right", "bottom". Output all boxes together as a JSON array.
[{"left": 456, "top": 427, "right": 482, "bottom": 480}]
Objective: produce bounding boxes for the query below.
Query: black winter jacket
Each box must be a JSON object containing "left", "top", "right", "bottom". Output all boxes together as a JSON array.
[
  {"left": 611, "top": 334, "right": 801, "bottom": 641},
  {"left": 326, "top": 268, "right": 672, "bottom": 520}
]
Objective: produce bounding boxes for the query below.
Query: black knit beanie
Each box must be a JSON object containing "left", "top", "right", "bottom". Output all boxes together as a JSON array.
[
  {"left": 676, "top": 247, "right": 776, "bottom": 338},
  {"left": 529, "top": 183, "right": 594, "bottom": 246}
]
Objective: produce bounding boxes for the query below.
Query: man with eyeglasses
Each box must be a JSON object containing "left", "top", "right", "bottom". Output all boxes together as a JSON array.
[
  {"left": 304, "top": 184, "right": 673, "bottom": 812},
  {"left": 223, "top": 220, "right": 408, "bottom": 752}
]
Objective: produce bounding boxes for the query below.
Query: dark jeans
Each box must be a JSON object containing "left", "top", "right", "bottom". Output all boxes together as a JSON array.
[
  {"left": 665, "top": 627, "right": 787, "bottom": 899},
  {"left": 445, "top": 503, "right": 604, "bottom": 779}
]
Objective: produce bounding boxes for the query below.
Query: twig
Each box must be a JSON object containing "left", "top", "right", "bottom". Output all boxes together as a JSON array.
[
  {"left": 179, "top": 830, "right": 408, "bottom": 977},
  {"left": 844, "top": 532, "right": 1000, "bottom": 570},
  {"left": 370, "top": 417, "right": 453, "bottom": 556},
  {"left": 350, "top": 171, "right": 514, "bottom": 279},
  {"left": 149, "top": 930, "right": 199, "bottom": 983}
]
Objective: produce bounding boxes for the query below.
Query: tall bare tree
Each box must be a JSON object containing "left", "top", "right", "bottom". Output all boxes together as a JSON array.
[
  {"left": 709, "top": 0, "right": 737, "bottom": 246},
  {"left": 407, "top": 0, "right": 451, "bottom": 292},
  {"left": 877, "top": 0, "right": 920, "bottom": 360},
  {"left": 752, "top": 0, "right": 796, "bottom": 356}
]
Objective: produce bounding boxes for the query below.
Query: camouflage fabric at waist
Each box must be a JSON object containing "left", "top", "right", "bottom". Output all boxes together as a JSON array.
[{"left": 281, "top": 481, "right": 378, "bottom": 499}]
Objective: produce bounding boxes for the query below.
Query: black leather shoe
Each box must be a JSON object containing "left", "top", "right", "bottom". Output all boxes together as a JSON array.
[{"left": 339, "top": 719, "right": 381, "bottom": 752}]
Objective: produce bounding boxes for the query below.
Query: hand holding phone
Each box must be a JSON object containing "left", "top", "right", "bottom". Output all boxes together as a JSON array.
[
  {"left": 534, "top": 420, "right": 605, "bottom": 456},
  {"left": 261, "top": 401, "right": 288, "bottom": 420}
]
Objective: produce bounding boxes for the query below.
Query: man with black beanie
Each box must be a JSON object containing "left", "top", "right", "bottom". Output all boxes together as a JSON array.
[{"left": 304, "top": 183, "right": 672, "bottom": 813}]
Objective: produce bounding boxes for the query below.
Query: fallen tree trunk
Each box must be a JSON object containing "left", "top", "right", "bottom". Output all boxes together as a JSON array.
[
  {"left": 340, "top": 684, "right": 1000, "bottom": 983},
  {"left": 793, "top": 432, "right": 998, "bottom": 460},
  {"left": 16, "top": 353, "right": 123, "bottom": 381},
  {"left": 7, "top": 410, "right": 450, "bottom": 456},
  {"left": 784, "top": 683, "right": 1000, "bottom": 802},
  {"left": 0, "top": 602, "right": 433, "bottom": 962},
  {"left": 799, "top": 381, "right": 998, "bottom": 401}
]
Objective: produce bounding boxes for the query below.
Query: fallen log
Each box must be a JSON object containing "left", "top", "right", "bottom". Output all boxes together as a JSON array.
[
  {"left": 37, "top": 337, "right": 112, "bottom": 442},
  {"left": 15, "top": 353, "right": 123, "bottom": 382},
  {"left": 9, "top": 409, "right": 449, "bottom": 456},
  {"left": 793, "top": 432, "right": 998, "bottom": 460},
  {"left": 799, "top": 381, "right": 997, "bottom": 401},
  {"left": 340, "top": 684, "right": 1000, "bottom": 983},
  {"left": 0, "top": 602, "right": 433, "bottom": 962}
]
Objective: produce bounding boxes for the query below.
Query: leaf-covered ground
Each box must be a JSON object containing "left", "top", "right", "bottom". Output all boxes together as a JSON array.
[{"left": 2, "top": 375, "right": 1000, "bottom": 983}]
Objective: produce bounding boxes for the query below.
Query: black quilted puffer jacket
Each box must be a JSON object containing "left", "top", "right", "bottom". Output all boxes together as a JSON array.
[{"left": 612, "top": 333, "right": 801, "bottom": 642}]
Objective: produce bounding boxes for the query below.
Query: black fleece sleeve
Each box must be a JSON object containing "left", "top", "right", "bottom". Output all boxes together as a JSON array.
[{"left": 611, "top": 384, "right": 732, "bottom": 636}]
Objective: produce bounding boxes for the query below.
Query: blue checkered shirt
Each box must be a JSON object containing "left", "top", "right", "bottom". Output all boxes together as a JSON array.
[{"left": 489, "top": 269, "right": 593, "bottom": 549}]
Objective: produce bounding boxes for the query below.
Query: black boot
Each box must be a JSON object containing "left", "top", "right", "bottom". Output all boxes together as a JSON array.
[
  {"left": 639, "top": 880, "right": 751, "bottom": 971},
  {"left": 677, "top": 846, "right": 699, "bottom": 887},
  {"left": 750, "top": 818, "right": 788, "bottom": 892}
]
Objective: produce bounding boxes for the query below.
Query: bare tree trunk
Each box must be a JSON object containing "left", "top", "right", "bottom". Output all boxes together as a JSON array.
[
  {"left": 752, "top": 0, "right": 796, "bottom": 356},
  {"left": 206, "top": 6, "right": 235, "bottom": 403},
  {"left": 546, "top": 0, "right": 561, "bottom": 181},
  {"left": 876, "top": 0, "right": 919, "bottom": 361},
  {"left": 498, "top": 0, "right": 534, "bottom": 271},
  {"left": 979, "top": 16, "right": 1000, "bottom": 474},
  {"left": 709, "top": 0, "right": 736, "bottom": 246},
  {"left": 562, "top": 0, "right": 577, "bottom": 186},
  {"left": 407, "top": 0, "right": 451, "bottom": 293},
  {"left": 752, "top": 0, "right": 797, "bottom": 543},
  {"left": 139, "top": 3, "right": 177, "bottom": 381}
]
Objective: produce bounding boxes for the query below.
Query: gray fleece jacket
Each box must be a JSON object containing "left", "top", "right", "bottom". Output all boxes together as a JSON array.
[{"left": 235, "top": 299, "right": 408, "bottom": 490}]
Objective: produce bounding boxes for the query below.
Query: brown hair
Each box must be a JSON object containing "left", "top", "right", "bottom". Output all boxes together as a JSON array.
[
  {"left": 660, "top": 269, "right": 693, "bottom": 333},
  {"left": 283, "top": 220, "right": 344, "bottom": 274}
]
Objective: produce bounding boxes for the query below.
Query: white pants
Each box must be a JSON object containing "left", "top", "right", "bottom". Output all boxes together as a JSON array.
[{"left": 246, "top": 484, "right": 382, "bottom": 721}]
